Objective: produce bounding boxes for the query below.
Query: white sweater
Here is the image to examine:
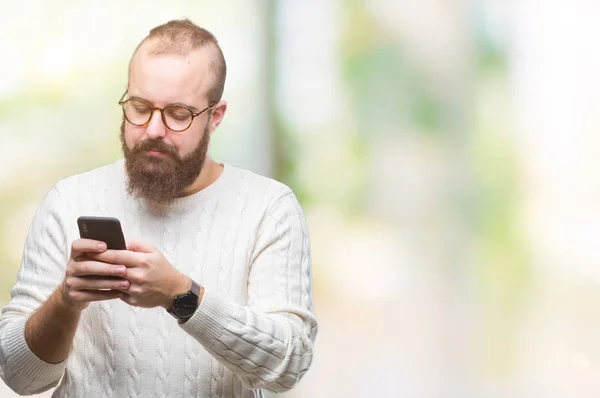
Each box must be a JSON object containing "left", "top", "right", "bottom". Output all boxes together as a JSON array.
[{"left": 0, "top": 159, "right": 317, "bottom": 398}]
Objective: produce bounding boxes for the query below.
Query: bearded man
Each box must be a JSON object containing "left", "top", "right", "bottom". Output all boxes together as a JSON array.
[{"left": 0, "top": 18, "right": 317, "bottom": 398}]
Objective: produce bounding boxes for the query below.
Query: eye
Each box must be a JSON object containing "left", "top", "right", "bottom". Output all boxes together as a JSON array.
[
  {"left": 129, "top": 100, "right": 151, "bottom": 114},
  {"left": 165, "top": 107, "right": 191, "bottom": 121}
]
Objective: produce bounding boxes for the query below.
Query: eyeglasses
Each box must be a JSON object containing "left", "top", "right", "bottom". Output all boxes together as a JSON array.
[{"left": 118, "top": 91, "right": 216, "bottom": 132}]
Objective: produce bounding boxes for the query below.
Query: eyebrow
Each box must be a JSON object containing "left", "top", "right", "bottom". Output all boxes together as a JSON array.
[{"left": 129, "top": 95, "right": 200, "bottom": 113}]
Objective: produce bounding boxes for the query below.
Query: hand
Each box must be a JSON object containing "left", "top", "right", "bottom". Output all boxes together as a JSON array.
[
  {"left": 88, "top": 239, "right": 191, "bottom": 309},
  {"left": 62, "top": 239, "right": 130, "bottom": 311}
]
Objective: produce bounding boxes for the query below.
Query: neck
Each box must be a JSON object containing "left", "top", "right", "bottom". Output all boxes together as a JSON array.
[{"left": 180, "top": 157, "right": 223, "bottom": 197}]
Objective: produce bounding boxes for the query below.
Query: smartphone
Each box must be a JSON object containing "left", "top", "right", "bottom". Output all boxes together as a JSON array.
[{"left": 77, "top": 216, "right": 127, "bottom": 250}]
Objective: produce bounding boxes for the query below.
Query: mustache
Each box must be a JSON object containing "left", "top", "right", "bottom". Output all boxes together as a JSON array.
[{"left": 133, "top": 139, "right": 178, "bottom": 157}]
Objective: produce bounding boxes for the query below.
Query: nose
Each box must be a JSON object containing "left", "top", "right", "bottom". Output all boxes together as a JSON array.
[{"left": 145, "top": 109, "right": 167, "bottom": 139}]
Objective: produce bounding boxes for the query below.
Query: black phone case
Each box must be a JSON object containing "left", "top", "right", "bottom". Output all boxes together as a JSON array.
[{"left": 77, "top": 216, "right": 127, "bottom": 250}]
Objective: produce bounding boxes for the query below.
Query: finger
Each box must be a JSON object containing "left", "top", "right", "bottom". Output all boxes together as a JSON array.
[
  {"left": 71, "top": 239, "right": 107, "bottom": 258},
  {"left": 126, "top": 239, "right": 156, "bottom": 253},
  {"left": 72, "top": 289, "right": 124, "bottom": 303},
  {"left": 67, "top": 276, "right": 130, "bottom": 291},
  {"left": 120, "top": 293, "right": 141, "bottom": 307},
  {"left": 69, "top": 260, "right": 127, "bottom": 278},
  {"left": 88, "top": 249, "right": 140, "bottom": 267},
  {"left": 122, "top": 267, "right": 143, "bottom": 286}
]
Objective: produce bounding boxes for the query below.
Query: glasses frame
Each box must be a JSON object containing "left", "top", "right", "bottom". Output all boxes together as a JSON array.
[{"left": 118, "top": 91, "right": 216, "bottom": 132}]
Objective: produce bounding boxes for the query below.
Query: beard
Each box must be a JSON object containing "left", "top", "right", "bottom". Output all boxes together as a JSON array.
[{"left": 120, "top": 118, "right": 210, "bottom": 208}]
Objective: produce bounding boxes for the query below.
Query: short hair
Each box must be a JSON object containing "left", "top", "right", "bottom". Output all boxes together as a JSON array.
[{"left": 131, "top": 18, "right": 227, "bottom": 103}]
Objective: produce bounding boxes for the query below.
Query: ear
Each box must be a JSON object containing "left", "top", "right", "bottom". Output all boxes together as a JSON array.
[{"left": 208, "top": 100, "right": 227, "bottom": 134}]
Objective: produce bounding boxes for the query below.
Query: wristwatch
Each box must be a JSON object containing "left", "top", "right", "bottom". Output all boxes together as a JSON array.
[{"left": 168, "top": 279, "right": 201, "bottom": 322}]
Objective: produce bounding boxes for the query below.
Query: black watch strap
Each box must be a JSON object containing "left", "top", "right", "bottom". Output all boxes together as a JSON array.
[{"left": 189, "top": 279, "right": 201, "bottom": 297}]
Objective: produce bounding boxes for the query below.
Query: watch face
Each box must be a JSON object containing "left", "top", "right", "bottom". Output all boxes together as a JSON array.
[{"left": 174, "top": 294, "right": 198, "bottom": 318}]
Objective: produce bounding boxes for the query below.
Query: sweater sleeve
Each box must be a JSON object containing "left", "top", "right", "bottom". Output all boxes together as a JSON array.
[
  {"left": 180, "top": 190, "right": 318, "bottom": 393},
  {"left": 0, "top": 184, "right": 71, "bottom": 395}
]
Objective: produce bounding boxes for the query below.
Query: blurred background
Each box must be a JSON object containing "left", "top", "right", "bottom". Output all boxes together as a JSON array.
[{"left": 2, "top": 0, "right": 600, "bottom": 397}]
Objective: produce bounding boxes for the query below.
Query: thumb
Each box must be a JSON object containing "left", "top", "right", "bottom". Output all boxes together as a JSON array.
[{"left": 126, "top": 239, "right": 155, "bottom": 253}]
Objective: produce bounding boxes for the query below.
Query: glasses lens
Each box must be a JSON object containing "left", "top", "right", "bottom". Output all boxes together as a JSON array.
[
  {"left": 163, "top": 106, "right": 193, "bottom": 131},
  {"left": 123, "top": 99, "right": 152, "bottom": 125}
]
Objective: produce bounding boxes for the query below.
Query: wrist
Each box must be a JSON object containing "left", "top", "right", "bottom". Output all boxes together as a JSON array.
[
  {"left": 163, "top": 273, "right": 192, "bottom": 310},
  {"left": 177, "top": 286, "right": 204, "bottom": 324},
  {"left": 167, "top": 278, "right": 201, "bottom": 322}
]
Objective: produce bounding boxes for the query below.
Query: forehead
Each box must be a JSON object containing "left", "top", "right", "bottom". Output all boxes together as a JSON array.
[{"left": 128, "top": 41, "right": 213, "bottom": 107}]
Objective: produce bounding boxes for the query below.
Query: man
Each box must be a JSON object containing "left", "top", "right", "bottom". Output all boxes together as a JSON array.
[{"left": 0, "top": 19, "right": 317, "bottom": 398}]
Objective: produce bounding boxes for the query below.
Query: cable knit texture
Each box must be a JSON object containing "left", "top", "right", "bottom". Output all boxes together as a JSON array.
[{"left": 0, "top": 159, "right": 317, "bottom": 398}]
